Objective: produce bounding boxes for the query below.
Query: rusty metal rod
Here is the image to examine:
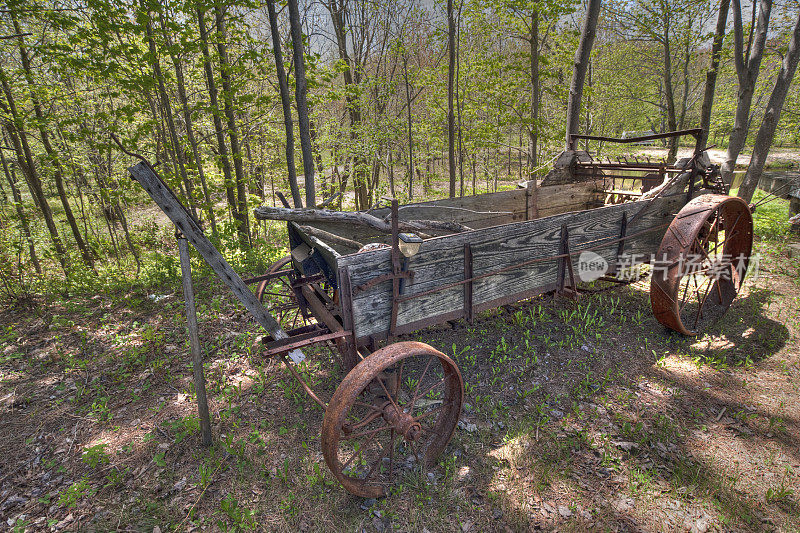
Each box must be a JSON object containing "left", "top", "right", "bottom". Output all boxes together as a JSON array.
[
  {"left": 279, "top": 353, "right": 329, "bottom": 410},
  {"left": 395, "top": 220, "right": 672, "bottom": 304}
]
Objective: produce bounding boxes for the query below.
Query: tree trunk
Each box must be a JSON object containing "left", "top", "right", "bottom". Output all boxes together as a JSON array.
[
  {"left": 447, "top": 0, "right": 456, "bottom": 198},
  {"left": 402, "top": 53, "right": 414, "bottom": 200},
  {"left": 197, "top": 8, "right": 240, "bottom": 235},
  {"left": 144, "top": 14, "right": 198, "bottom": 224},
  {"left": 0, "top": 70, "right": 68, "bottom": 274},
  {"left": 696, "top": 0, "right": 731, "bottom": 151},
  {"left": 738, "top": 10, "right": 800, "bottom": 203},
  {"left": 720, "top": 0, "right": 773, "bottom": 185},
  {"left": 662, "top": 20, "right": 679, "bottom": 164},
  {"left": 565, "top": 0, "right": 602, "bottom": 148},
  {"left": 215, "top": 6, "right": 251, "bottom": 246},
  {"left": 327, "top": 0, "right": 366, "bottom": 208},
  {"left": 287, "top": 0, "right": 315, "bottom": 208},
  {"left": 253, "top": 205, "right": 471, "bottom": 235},
  {"left": 456, "top": 3, "right": 464, "bottom": 197},
  {"left": 11, "top": 15, "right": 95, "bottom": 270},
  {"left": 0, "top": 141, "right": 40, "bottom": 274},
  {"left": 530, "top": 10, "right": 539, "bottom": 169},
  {"left": 164, "top": 23, "right": 218, "bottom": 238}
]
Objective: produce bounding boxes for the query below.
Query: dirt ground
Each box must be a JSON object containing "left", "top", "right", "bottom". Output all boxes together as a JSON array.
[{"left": 1, "top": 211, "right": 799, "bottom": 532}]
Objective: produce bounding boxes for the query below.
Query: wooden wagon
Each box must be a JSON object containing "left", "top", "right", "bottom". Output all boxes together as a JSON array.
[{"left": 129, "top": 129, "right": 753, "bottom": 498}]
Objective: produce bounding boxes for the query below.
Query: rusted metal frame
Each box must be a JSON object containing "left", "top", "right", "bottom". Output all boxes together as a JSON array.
[
  {"left": 312, "top": 282, "right": 335, "bottom": 306},
  {"left": 278, "top": 353, "right": 329, "bottom": 410},
  {"left": 298, "top": 283, "right": 351, "bottom": 363},
  {"left": 242, "top": 269, "right": 294, "bottom": 285},
  {"left": 463, "top": 244, "right": 474, "bottom": 324},
  {"left": 287, "top": 272, "right": 326, "bottom": 322},
  {"left": 353, "top": 270, "right": 413, "bottom": 295},
  {"left": 261, "top": 323, "right": 323, "bottom": 343},
  {"left": 556, "top": 224, "right": 578, "bottom": 298},
  {"left": 568, "top": 128, "right": 702, "bottom": 149},
  {"left": 264, "top": 330, "right": 350, "bottom": 357},
  {"left": 389, "top": 200, "right": 402, "bottom": 339},
  {"left": 393, "top": 220, "right": 672, "bottom": 306},
  {"left": 611, "top": 211, "right": 628, "bottom": 275}
]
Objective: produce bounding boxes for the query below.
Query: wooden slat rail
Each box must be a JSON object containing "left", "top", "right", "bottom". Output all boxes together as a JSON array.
[
  {"left": 293, "top": 182, "right": 601, "bottom": 250},
  {"left": 128, "top": 161, "right": 306, "bottom": 363}
]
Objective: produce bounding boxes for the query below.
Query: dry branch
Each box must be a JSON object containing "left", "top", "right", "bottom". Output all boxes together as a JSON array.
[{"left": 253, "top": 205, "right": 472, "bottom": 236}]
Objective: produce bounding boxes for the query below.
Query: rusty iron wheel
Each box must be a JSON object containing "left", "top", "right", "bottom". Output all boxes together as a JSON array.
[
  {"left": 321, "top": 341, "right": 464, "bottom": 498},
  {"left": 651, "top": 194, "right": 753, "bottom": 335},
  {"left": 255, "top": 256, "right": 308, "bottom": 330}
]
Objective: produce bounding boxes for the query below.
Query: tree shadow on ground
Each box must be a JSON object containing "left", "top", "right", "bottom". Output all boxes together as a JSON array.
[{"left": 463, "top": 283, "right": 796, "bottom": 532}]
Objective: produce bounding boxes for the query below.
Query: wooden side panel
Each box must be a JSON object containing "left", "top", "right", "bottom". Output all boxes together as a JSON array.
[
  {"left": 536, "top": 181, "right": 603, "bottom": 217},
  {"left": 339, "top": 193, "right": 684, "bottom": 340},
  {"left": 370, "top": 189, "right": 527, "bottom": 229},
  {"left": 298, "top": 183, "right": 600, "bottom": 251}
]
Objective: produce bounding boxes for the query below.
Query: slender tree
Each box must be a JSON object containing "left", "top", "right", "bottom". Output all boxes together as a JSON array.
[
  {"left": 267, "top": 0, "right": 303, "bottom": 208},
  {"left": 215, "top": 5, "right": 250, "bottom": 245},
  {"left": 0, "top": 140, "right": 40, "bottom": 274},
  {"left": 565, "top": 0, "right": 602, "bottom": 148},
  {"left": 11, "top": 13, "right": 95, "bottom": 270},
  {"left": 197, "top": 7, "right": 241, "bottom": 236},
  {"left": 288, "top": 0, "right": 315, "bottom": 207},
  {"left": 0, "top": 67, "right": 69, "bottom": 274},
  {"left": 696, "top": 0, "right": 731, "bottom": 151},
  {"left": 738, "top": 10, "right": 800, "bottom": 203},
  {"left": 447, "top": 0, "right": 457, "bottom": 198},
  {"left": 720, "top": 0, "right": 772, "bottom": 185},
  {"left": 143, "top": 11, "right": 198, "bottom": 222},
  {"left": 161, "top": 14, "right": 218, "bottom": 237}
]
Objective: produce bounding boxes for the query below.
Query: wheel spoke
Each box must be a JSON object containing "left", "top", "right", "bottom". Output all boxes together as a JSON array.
[
  {"left": 360, "top": 436, "right": 394, "bottom": 484},
  {"left": 341, "top": 429, "right": 379, "bottom": 471},
  {"left": 414, "top": 401, "right": 453, "bottom": 422},
  {"left": 408, "top": 378, "right": 446, "bottom": 413},
  {"left": 694, "top": 278, "right": 716, "bottom": 329},
  {"left": 342, "top": 424, "right": 392, "bottom": 442},
  {"left": 410, "top": 355, "right": 435, "bottom": 409}
]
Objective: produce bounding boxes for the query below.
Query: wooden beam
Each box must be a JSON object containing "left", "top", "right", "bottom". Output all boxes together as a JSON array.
[{"left": 128, "top": 161, "right": 305, "bottom": 363}]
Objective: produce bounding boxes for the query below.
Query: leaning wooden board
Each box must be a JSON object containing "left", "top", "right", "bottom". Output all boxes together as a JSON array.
[{"left": 336, "top": 191, "right": 685, "bottom": 341}]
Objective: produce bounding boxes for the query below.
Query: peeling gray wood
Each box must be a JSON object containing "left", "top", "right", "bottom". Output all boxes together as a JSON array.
[{"left": 340, "top": 194, "right": 682, "bottom": 339}]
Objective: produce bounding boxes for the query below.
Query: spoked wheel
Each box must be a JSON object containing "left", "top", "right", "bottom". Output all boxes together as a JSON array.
[
  {"left": 255, "top": 256, "right": 309, "bottom": 330},
  {"left": 321, "top": 341, "right": 464, "bottom": 498},
  {"left": 651, "top": 194, "right": 753, "bottom": 335}
]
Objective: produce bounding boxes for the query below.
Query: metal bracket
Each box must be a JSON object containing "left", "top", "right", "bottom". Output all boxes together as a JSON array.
[{"left": 556, "top": 224, "right": 579, "bottom": 299}]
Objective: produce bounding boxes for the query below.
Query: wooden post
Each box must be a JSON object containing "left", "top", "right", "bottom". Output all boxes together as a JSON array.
[{"left": 178, "top": 234, "right": 212, "bottom": 447}]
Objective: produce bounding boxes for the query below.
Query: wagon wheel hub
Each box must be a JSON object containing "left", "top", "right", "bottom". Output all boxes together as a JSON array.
[{"left": 380, "top": 401, "right": 423, "bottom": 442}]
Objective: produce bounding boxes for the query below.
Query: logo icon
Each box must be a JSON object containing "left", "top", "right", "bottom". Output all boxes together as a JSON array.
[{"left": 577, "top": 251, "right": 609, "bottom": 282}]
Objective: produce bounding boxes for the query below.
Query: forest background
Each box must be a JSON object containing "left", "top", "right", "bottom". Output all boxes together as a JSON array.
[{"left": 0, "top": 0, "right": 798, "bottom": 298}]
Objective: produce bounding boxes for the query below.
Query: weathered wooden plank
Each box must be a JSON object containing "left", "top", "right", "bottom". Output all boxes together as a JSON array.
[
  {"left": 128, "top": 162, "right": 305, "bottom": 363},
  {"left": 178, "top": 237, "right": 212, "bottom": 446},
  {"left": 292, "top": 183, "right": 598, "bottom": 254},
  {"left": 341, "top": 194, "right": 683, "bottom": 339},
  {"left": 370, "top": 188, "right": 527, "bottom": 229}
]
